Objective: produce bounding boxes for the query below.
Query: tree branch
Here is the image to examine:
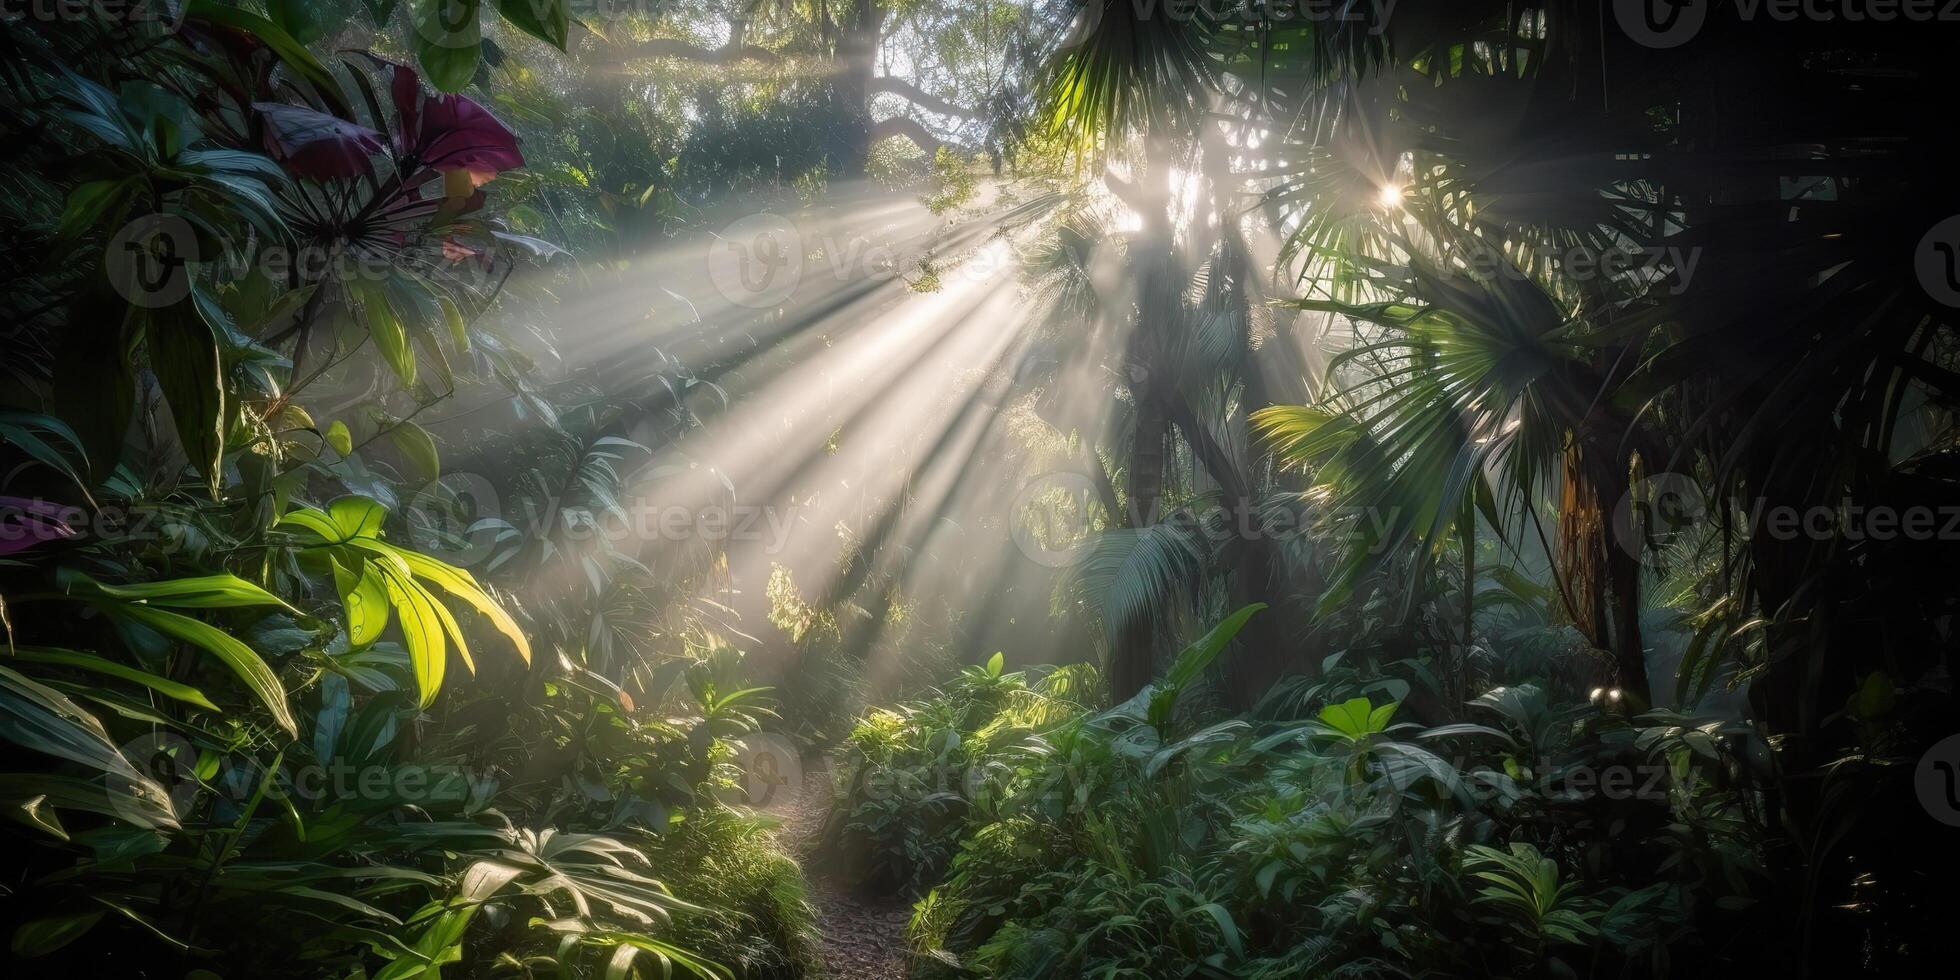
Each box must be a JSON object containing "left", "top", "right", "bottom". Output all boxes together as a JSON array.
[
  {"left": 630, "top": 38, "right": 781, "bottom": 65},
  {"left": 870, "top": 76, "right": 980, "bottom": 121},
  {"left": 871, "top": 116, "right": 962, "bottom": 157}
]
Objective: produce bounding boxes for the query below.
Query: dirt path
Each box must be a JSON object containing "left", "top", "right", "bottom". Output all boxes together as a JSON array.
[{"left": 776, "top": 756, "right": 911, "bottom": 980}]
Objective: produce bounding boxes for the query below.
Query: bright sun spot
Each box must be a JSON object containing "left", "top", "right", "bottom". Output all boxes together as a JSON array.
[{"left": 1377, "top": 184, "right": 1405, "bottom": 208}]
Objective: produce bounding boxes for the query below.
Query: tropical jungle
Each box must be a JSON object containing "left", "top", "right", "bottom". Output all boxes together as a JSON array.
[{"left": 2, "top": 1, "right": 1958, "bottom": 977}]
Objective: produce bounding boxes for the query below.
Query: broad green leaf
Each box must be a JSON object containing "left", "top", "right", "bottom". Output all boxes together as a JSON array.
[
  {"left": 496, "top": 0, "right": 568, "bottom": 49},
  {"left": 413, "top": 0, "right": 484, "bottom": 94},
  {"left": 326, "top": 419, "right": 353, "bottom": 457},
  {"left": 437, "top": 294, "right": 469, "bottom": 352},
  {"left": 10, "top": 910, "right": 104, "bottom": 957},
  {"left": 8, "top": 647, "right": 220, "bottom": 712},
  {"left": 454, "top": 860, "right": 524, "bottom": 904},
  {"left": 267, "top": 0, "right": 330, "bottom": 44},
  {"left": 111, "top": 605, "right": 297, "bottom": 737},
  {"left": 329, "top": 495, "right": 389, "bottom": 540},
  {"left": 57, "top": 179, "right": 135, "bottom": 240},
  {"left": 0, "top": 669, "right": 179, "bottom": 829},
  {"left": 1163, "top": 603, "right": 1266, "bottom": 693},
  {"left": 331, "top": 557, "right": 391, "bottom": 649},
  {"left": 144, "top": 301, "right": 225, "bottom": 496},
  {"left": 985, "top": 651, "right": 1004, "bottom": 677},
  {"left": 353, "top": 281, "right": 415, "bottom": 387},
  {"left": 380, "top": 567, "right": 446, "bottom": 707},
  {"left": 395, "top": 548, "right": 531, "bottom": 664},
  {"left": 389, "top": 421, "right": 441, "bottom": 485}
]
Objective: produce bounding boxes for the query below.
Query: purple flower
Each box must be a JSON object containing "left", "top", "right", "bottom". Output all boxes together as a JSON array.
[{"left": 254, "top": 102, "right": 385, "bottom": 180}]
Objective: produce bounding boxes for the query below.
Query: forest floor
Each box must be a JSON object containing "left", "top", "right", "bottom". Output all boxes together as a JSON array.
[{"left": 777, "top": 756, "right": 912, "bottom": 980}]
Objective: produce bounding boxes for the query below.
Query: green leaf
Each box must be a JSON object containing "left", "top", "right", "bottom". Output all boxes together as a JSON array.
[
  {"left": 10, "top": 911, "right": 104, "bottom": 957},
  {"left": 985, "top": 652, "right": 1004, "bottom": 677},
  {"left": 413, "top": 0, "right": 484, "bottom": 94},
  {"left": 328, "top": 496, "right": 390, "bottom": 540},
  {"left": 379, "top": 566, "right": 446, "bottom": 708},
  {"left": 389, "top": 421, "right": 441, "bottom": 485},
  {"left": 395, "top": 548, "right": 531, "bottom": 665},
  {"left": 1163, "top": 604, "right": 1265, "bottom": 693},
  {"left": 267, "top": 0, "right": 330, "bottom": 44},
  {"left": 326, "top": 419, "right": 353, "bottom": 457},
  {"left": 8, "top": 647, "right": 220, "bottom": 712},
  {"left": 496, "top": 0, "right": 568, "bottom": 49},
  {"left": 437, "top": 294, "right": 469, "bottom": 352},
  {"left": 110, "top": 605, "right": 297, "bottom": 738},
  {"left": 82, "top": 572, "right": 296, "bottom": 612},
  {"left": 0, "top": 410, "right": 92, "bottom": 496},
  {"left": 353, "top": 281, "right": 415, "bottom": 387},
  {"left": 331, "top": 558, "right": 392, "bottom": 649},
  {"left": 183, "top": 1, "right": 351, "bottom": 118},
  {"left": 144, "top": 301, "right": 226, "bottom": 496},
  {"left": 57, "top": 179, "right": 135, "bottom": 240}
]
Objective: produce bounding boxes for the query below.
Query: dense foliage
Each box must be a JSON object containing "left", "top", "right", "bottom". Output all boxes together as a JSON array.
[{"left": 5, "top": 0, "right": 1959, "bottom": 977}]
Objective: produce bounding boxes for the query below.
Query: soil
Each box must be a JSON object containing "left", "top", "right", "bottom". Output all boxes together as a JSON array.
[{"left": 775, "top": 756, "right": 912, "bottom": 980}]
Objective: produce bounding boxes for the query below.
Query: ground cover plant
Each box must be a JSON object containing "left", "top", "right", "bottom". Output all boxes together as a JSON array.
[{"left": 5, "top": 2, "right": 1959, "bottom": 978}]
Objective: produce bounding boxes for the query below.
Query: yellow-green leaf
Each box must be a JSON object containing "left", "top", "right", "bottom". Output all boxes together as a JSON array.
[
  {"left": 326, "top": 419, "right": 353, "bottom": 457},
  {"left": 7, "top": 647, "right": 220, "bottom": 713},
  {"left": 397, "top": 549, "right": 531, "bottom": 665},
  {"left": 438, "top": 294, "right": 469, "bottom": 353},
  {"left": 110, "top": 605, "right": 296, "bottom": 737},
  {"left": 330, "top": 557, "right": 391, "bottom": 649},
  {"left": 354, "top": 281, "right": 415, "bottom": 387},
  {"left": 380, "top": 568, "right": 446, "bottom": 708}
]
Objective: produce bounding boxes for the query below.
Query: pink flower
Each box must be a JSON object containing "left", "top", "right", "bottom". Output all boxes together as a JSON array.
[{"left": 358, "top": 55, "right": 524, "bottom": 183}]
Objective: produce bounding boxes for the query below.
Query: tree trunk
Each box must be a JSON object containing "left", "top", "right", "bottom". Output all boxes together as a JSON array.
[{"left": 835, "top": 0, "right": 887, "bottom": 175}]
